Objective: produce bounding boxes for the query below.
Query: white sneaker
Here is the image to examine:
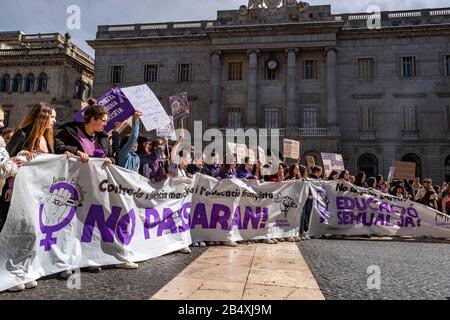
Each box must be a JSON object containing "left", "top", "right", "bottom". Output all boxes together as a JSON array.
[
  {"left": 285, "top": 237, "right": 296, "bottom": 242},
  {"left": 25, "top": 281, "right": 38, "bottom": 289},
  {"left": 191, "top": 242, "right": 199, "bottom": 247},
  {"left": 223, "top": 241, "right": 238, "bottom": 247},
  {"left": 199, "top": 241, "right": 206, "bottom": 247},
  {"left": 179, "top": 247, "right": 192, "bottom": 254},
  {"left": 272, "top": 238, "right": 279, "bottom": 244},
  {"left": 277, "top": 238, "right": 285, "bottom": 242},
  {"left": 115, "top": 262, "right": 139, "bottom": 269},
  {"left": 294, "top": 236, "right": 302, "bottom": 242},
  {"left": 7, "top": 284, "right": 25, "bottom": 292},
  {"left": 304, "top": 235, "right": 311, "bottom": 241},
  {"left": 265, "top": 239, "right": 276, "bottom": 244}
]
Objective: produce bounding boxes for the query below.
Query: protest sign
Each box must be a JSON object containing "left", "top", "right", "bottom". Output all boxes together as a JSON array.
[
  {"left": 74, "top": 88, "right": 135, "bottom": 133},
  {"left": 157, "top": 116, "right": 177, "bottom": 141},
  {"left": 321, "top": 153, "right": 345, "bottom": 176},
  {"left": 283, "top": 139, "right": 300, "bottom": 160},
  {"left": 306, "top": 155, "right": 316, "bottom": 169},
  {"left": 236, "top": 144, "right": 248, "bottom": 164},
  {"left": 392, "top": 161, "right": 416, "bottom": 181},
  {"left": 122, "top": 85, "right": 171, "bottom": 132},
  {"left": 170, "top": 92, "right": 190, "bottom": 120}
]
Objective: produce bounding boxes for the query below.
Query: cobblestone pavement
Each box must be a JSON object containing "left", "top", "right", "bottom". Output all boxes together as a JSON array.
[
  {"left": 0, "top": 248, "right": 207, "bottom": 300},
  {"left": 298, "top": 238, "right": 450, "bottom": 300},
  {"left": 2, "top": 238, "right": 449, "bottom": 300}
]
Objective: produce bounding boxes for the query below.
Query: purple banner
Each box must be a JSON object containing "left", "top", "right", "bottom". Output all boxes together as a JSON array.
[{"left": 74, "top": 88, "right": 136, "bottom": 133}]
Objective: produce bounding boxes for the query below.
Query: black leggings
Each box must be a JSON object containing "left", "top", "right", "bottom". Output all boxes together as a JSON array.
[{"left": 300, "top": 198, "right": 313, "bottom": 235}]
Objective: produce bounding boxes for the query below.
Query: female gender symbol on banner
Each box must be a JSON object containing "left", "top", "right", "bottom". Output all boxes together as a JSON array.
[{"left": 39, "top": 182, "right": 81, "bottom": 251}]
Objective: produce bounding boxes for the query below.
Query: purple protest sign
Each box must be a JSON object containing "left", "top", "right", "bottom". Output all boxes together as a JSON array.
[
  {"left": 74, "top": 88, "right": 136, "bottom": 133},
  {"left": 170, "top": 92, "right": 190, "bottom": 120}
]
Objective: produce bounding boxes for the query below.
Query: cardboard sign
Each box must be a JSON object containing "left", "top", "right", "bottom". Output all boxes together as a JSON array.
[
  {"left": 170, "top": 92, "right": 190, "bottom": 120},
  {"left": 122, "top": 84, "right": 171, "bottom": 132},
  {"left": 306, "top": 155, "right": 316, "bottom": 169},
  {"left": 283, "top": 139, "right": 300, "bottom": 160},
  {"left": 258, "top": 147, "right": 267, "bottom": 165},
  {"left": 236, "top": 144, "right": 248, "bottom": 164},
  {"left": 321, "top": 153, "right": 345, "bottom": 176},
  {"left": 392, "top": 161, "right": 416, "bottom": 181},
  {"left": 156, "top": 116, "right": 177, "bottom": 141},
  {"left": 248, "top": 148, "right": 257, "bottom": 165}
]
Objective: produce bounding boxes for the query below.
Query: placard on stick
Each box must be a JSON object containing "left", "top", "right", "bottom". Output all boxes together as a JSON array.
[
  {"left": 392, "top": 161, "right": 416, "bottom": 181},
  {"left": 283, "top": 139, "right": 300, "bottom": 160}
]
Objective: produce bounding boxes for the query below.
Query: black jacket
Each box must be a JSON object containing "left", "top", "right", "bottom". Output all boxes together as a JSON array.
[
  {"left": 54, "top": 122, "right": 114, "bottom": 162},
  {"left": 7, "top": 125, "right": 54, "bottom": 157}
]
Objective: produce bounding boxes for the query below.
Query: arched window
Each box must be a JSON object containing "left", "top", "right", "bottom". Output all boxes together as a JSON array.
[
  {"left": 37, "top": 73, "right": 48, "bottom": 92},
  {"left": 401, "top": 153, "right": 422, "bottom": 180},
  {"left": 24, "top": 74, "right": 35, "bottom": 92},
  {"left": 0, "top": 74, "right": 11, "bottom": 93},
  {"left": 12, "top": 74, "right": 23, "bottom": 92},
  {"left": 445, "top": 156, "right": 450, "bottom": 183},
  {"left": 74, "top": 80, "right": 84, "bottom": 99},
  {"left": 357, "top": 153, "right": 379, "bottom": 178},
  {"left": 82, "top": 84, "right": 91, "bottom": 101}
]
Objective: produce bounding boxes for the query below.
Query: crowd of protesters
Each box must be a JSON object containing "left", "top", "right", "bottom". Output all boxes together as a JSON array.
[{"left": 0, "top": 102, "right": 449, "bottom": 292}]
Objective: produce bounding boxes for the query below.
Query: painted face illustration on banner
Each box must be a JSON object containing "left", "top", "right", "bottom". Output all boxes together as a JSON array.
[
  {"left": 275, "top": 193, "right": 298, "bottom": 218},
  {"left": 39, "top": 181, "right": 82, "bottom": 251},
  {"left": 315, "top": 186, "right": 330, "bottom": 223}
]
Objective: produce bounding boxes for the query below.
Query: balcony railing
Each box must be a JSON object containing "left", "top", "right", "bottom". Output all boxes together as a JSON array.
[
  {"left": 298, "top": 128, "right": 328, "bottom": 137},
  {"left": 401, "top": 130, "right": 419, "bottom": 140},
  {"left": 359, "top": 131, "right": 376, "bottom": 140},
  {"left": 258, "top": 129, "right": 285, "bottom": 137}
]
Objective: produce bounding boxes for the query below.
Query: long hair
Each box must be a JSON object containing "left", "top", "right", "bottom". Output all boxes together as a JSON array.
[{"left": 18, "top": 103, "right": 55, "bottom": 152}]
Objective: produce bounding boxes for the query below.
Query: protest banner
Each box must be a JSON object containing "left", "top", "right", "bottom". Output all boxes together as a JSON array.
[
  {"left": 392, "top": 161, "right": 416, "bottom": 181},
  {"left": 308, "top": 180, "right": 450, "bottom": 238},
  {"left": 283, "top": 139, "right": 300, "bottom": 160},
  {"left": 306, "top": 155, "right": 316, "bottom": 169},
  {"left": 122, "top": 84, "right": 171, "bottom": 132},
  {"left": 189, "top": 174, "right": 307, "bottom": 243},
  {"left": 156, "top": 116, "right": 177, "bottom": 141},
  {"left": 321, "top": 153, "right": 345, "bottom": 176},
  {"left": 1, "top": 156, "right": 449, "bottom": 292},
  {"left": 170, "top": 92, "right": 190, "bottom": 120},
  {"left": 74, "top": 88, "right": 135, "bottom": 133}
]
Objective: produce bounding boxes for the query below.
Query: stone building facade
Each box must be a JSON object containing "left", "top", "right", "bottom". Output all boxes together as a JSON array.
[
  {"left": 0, "top": 31, "right": 94, "bottom": 127},
  {"left": 88, "top": 1, "right": 450, "bottom": 182}
]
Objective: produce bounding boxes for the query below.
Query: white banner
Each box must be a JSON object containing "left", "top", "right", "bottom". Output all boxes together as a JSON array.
[
  {"left": 308, "top": 180, "right": 450, "bottom": 238},
  {"left": 2, "top": 158, "right": 449, "bottom": 292},
  {"left": 0, "top": 155, "right": 192, "bottom": 292},
  {"left": 189, "top": 174, "right": 307, "bottom": 243}
]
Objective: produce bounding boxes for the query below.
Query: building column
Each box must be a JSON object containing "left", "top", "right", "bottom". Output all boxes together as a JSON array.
[
  {"left": 285, "top": 48, "right": 298, "bottom": 136},
  {"left": 209, "top": 50, "right": 222, "bottom": 128},
  {"left": 325, "top": 47, "right": 339, "bottom": 135},
  {"left": 247, "top": 49, "right": 259, "bottom": 128}
]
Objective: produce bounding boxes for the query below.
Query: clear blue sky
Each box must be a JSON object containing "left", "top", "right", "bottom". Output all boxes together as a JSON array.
[{"left": 0, "top": 0, "right": 449, "bottom": 57}]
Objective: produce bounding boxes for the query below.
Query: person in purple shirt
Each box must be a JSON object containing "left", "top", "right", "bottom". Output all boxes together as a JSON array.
[
  {"left": 219, "top": 161, "right": 237, "bottom": 179},
  {"left": 236, "top": 157, "right": 257, "bottom": 180}
]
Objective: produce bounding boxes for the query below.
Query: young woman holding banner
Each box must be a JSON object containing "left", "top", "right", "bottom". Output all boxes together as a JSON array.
[{"left": 0, "top": 103, "right": 72, "bottom": 292}]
